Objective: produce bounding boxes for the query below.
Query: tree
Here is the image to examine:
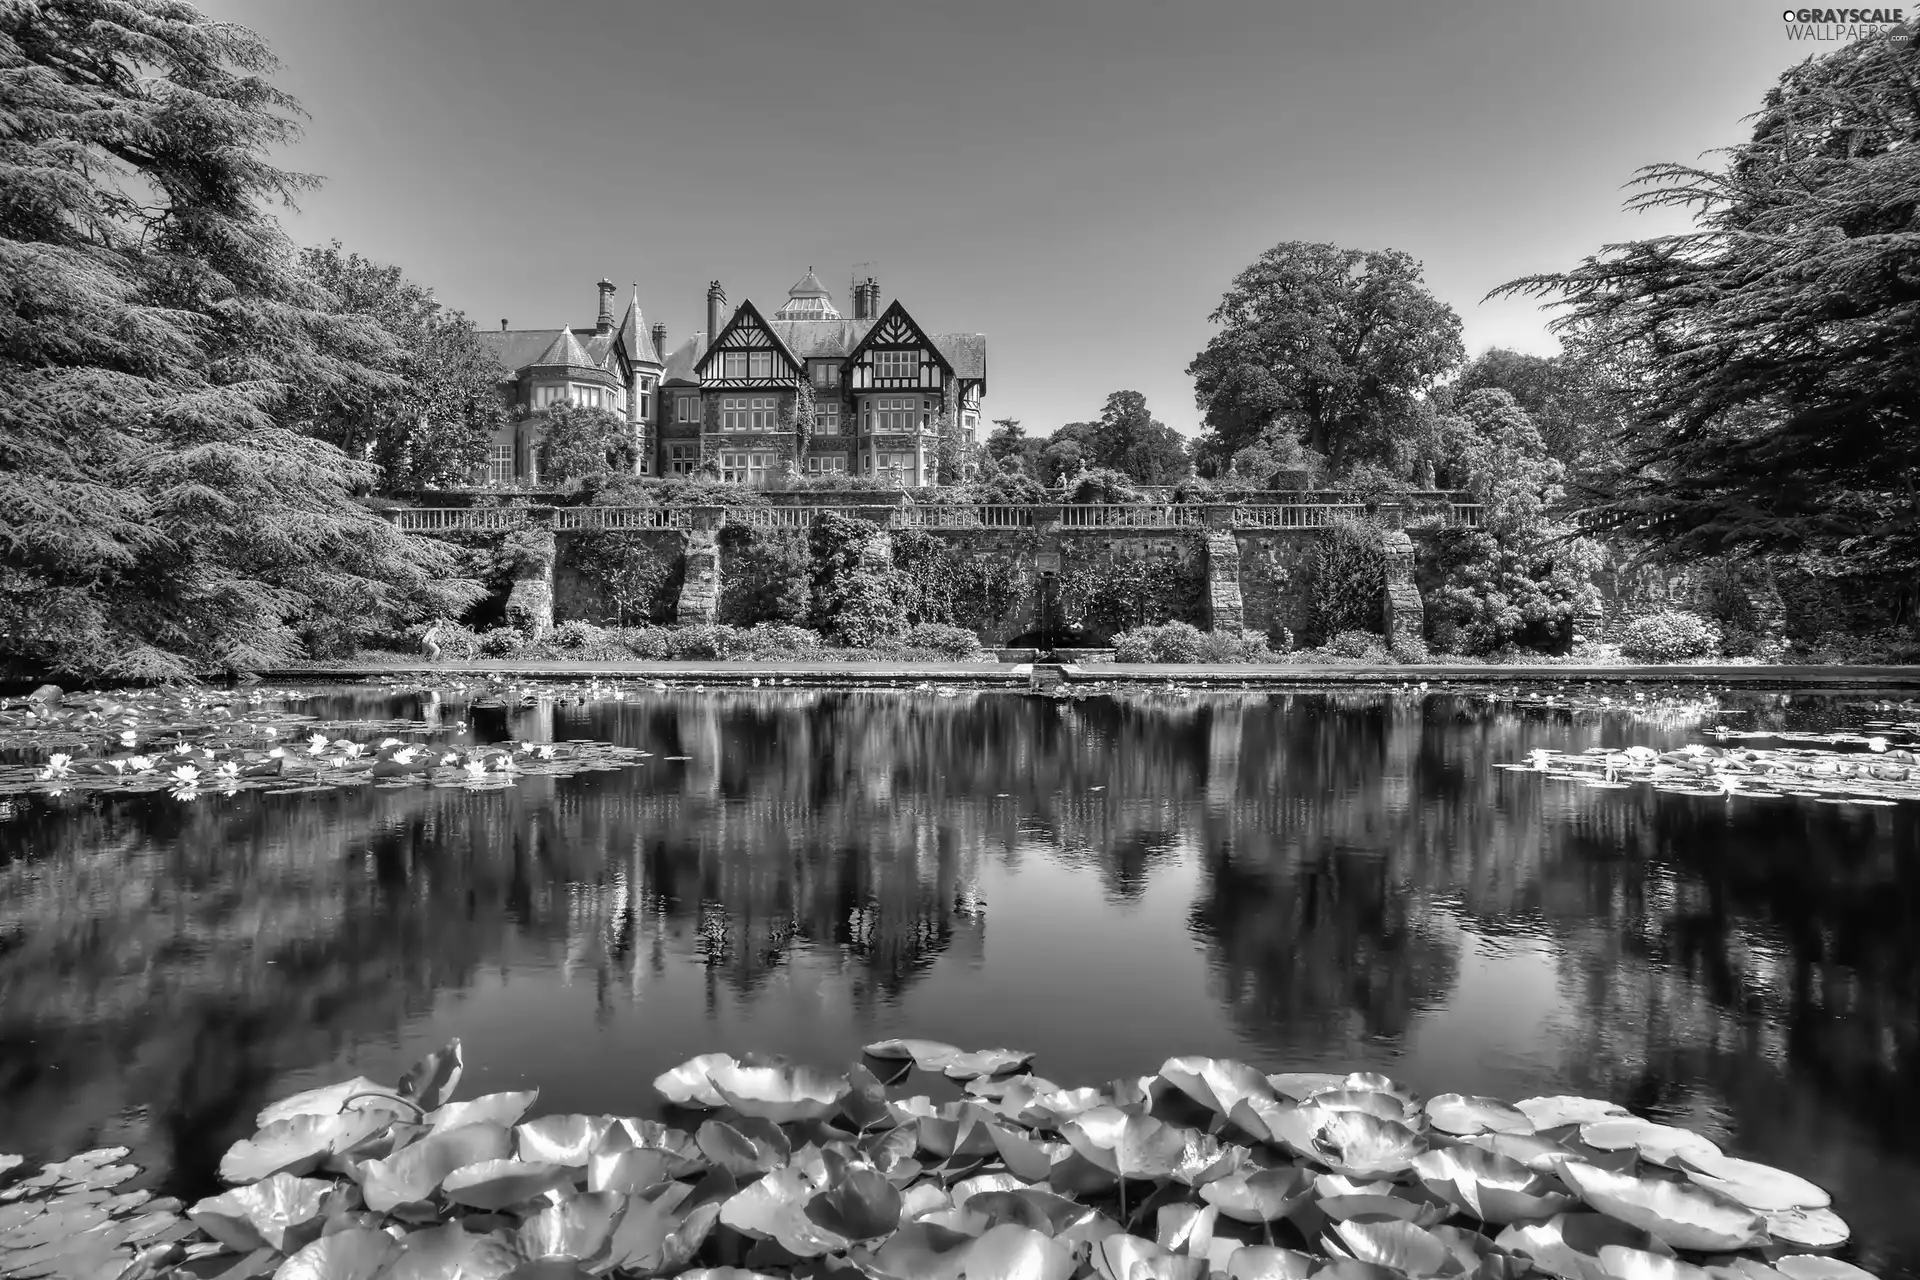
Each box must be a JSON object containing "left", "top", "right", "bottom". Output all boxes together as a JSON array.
[
  {"left": 0, "top": 0, "right": 478, "bottom": 680},
  {"left": 1446, "top": 348, "right": 1620, "bottom": 474},
  {"left": 1086, "top": 390, "right": 1191, "bottom": 484},
  {"left": 535, "top": 401, "right": 637, "bottom": 486},
  {"left": 1038, "top": 422, "right": 1097, "bottom": 486},
  {"left": 1496, "top": 24, "right": 1920, "bottom": 573},
  {"left": 1187, "top": 242, "right": 1464, "bottom": 477},
  {"left": 295, "top": 243, "right": 507, "bottom": 491}
]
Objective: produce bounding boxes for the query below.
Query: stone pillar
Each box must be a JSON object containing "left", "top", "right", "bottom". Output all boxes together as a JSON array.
[
  {"left": 1204, "top": 532, "right": 1245, "bottom": 633},
  {"left": 503, "top": 525, "right": 555, "bottom": 639},
  {"left": 1380, "top": 524, "right": 1423, "bottom": 650},
  {"left": 675, "top": 506, "right": 725, "bottom": 623}
]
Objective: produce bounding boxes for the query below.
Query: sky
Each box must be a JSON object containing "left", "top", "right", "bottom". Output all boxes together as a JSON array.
[{"left": 201, "top": 0, "right": 1831, "bottom": 438}]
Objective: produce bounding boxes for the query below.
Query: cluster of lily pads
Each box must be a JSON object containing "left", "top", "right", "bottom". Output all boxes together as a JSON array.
[
  {"left": 1501, "top": 728, "right": 1920, "bottom": 805},
  {"left": 3, "top": 728, "right": 653, "bottom": 803},
  {"left": 0, "top": 1040, "right": 1879, "bottom": 1280}
]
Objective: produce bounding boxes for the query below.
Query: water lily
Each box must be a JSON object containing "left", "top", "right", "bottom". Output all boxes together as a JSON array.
[
  {"left": 214, "top": 760, "right": 241, "bottom": 780},
  {"left": 1556, "top": 1161, "right": 1768, "bottom": 1251},
  {"left": 307, "top": 732, "right": 328, "bottom": 754},
  {"left": 127, "top": 755, "right": 154, "bottom": 772},
  {"left": 1412, "top": 1144, "right": 1576, "bottom": 1224},
  {"left": 170, "top": 764, "right": 201, "bottom": 785},
  {"left": 36, "top": 752, "right": 71, "bottom": 780},
  {"left": 1308, "top": 1108, "right": 1428, "bottom": 1180},
  {"left": 462, "top": 759, "right": 488, "bottom": 780}
]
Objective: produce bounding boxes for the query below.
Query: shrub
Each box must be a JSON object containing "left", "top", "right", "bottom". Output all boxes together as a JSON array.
[
  {"left": 736, "top": 624, "right": 823, "bottom": 659},
  {"left": 717, "top": 525, "right": 810, "bottom": 626},
  {"left": 808, "top": 514, "right": 909, "bottom": 647},
  {"left": 425, "top": 620, "right": 480, "bottom": 660},
  {"left": 565, "top": 530, "right": 682, "bottom": 625},
  {"left": 1389, "top": 635, "right": 1431, "bottom": 664},
  {"left": 1113, "top": 622, "right": 1205, "bottom": 663},
  {"left": 1618, "top": 610, "right": 1723, "bottom": 662},
  {"left": 1306, "top": 517, "right": 1387, "bottom": 643},
  {"left": 619, "top": 626, "right": 673, "bottom": 660},
  {"left": 476, "top": 627, "right": 526, "bottom": 658},
  {"left": 899, "top": 623, "right": 984, "bottom": 658},
  {"left": 667, "top": 623, "right": 743, "bottom": 660},
  {"left": 1326, "top": 630, "right": 1390, "bottom": 661}
]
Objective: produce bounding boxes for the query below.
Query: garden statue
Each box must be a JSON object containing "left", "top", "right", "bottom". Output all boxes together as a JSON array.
[{"left": 420, "top": 623, "right": 442, "bottom": 662}]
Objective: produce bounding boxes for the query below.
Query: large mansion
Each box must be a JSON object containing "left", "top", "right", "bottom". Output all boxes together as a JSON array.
[{"left": 475, "top": 271, "right": 987, "bottom": 488}]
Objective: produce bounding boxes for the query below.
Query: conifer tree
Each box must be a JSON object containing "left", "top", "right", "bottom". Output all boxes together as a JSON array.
[
  {"left": 1500, "top": 25, "right": 1920, "bottom": 572},
  {"left": 0, "top": 0, "right": 479, "bottom": 679}
]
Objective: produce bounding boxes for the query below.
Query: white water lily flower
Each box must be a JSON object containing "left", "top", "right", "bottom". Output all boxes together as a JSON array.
[
  {"left": 462, "top": 760, "right": 488, "bottom": 780},
  {"left": 119, "top": 729, "right": 138, "bottom": 746},
  {"left": 339, "top": 741, "right": 365, "bottom": 759},
  {"left": 390, "top": 746, "right": 421, "bottom": 765},
  {"left": 170, "top": 764, "right": 200, "bottom": 785},
  {"left": 268, "top": 747, "right": 286, "bottom": 759},
  {"left": 307, "top": 733, "right": 328, "bottom": 754},
  {"left": 127, "top": 755, "right": 154, "bottom": 772},
  {"left": 263, "top": 725, "right": 278, "bottom": 738},
  {"left": 37, "top": 753, "right": 72, "bottom": 780},
  {"left": 215, "top": 761, "right": 241, "bottom": 779},
  {"left": 536, "top": 745, "right": 555, "bottom": 761},
  {"left": 168, "top": 784, "right": 200, "bottom": 801},
  {"left": 377, "top": 738, "right": 401, "bottom": 750},
  {"left": 1527, "top": 749, "right": 1551, "bottom": 771}
]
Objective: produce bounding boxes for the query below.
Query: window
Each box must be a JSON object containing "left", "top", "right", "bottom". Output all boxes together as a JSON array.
[
  {"left": 874, "top": 350, "right": 917, "bottom": 380},
  {"left": 816, "top": 403, "right": 840, "bottom": 435},
  {"left": 811, "top": 362, "right": 840, "bottom": 388},
  {"left": 639, "top": 377, "right": 653, "bottom": 420},
  {"left": 750, "top": 397, "right": 776, "bottom": 430},
  {"left": 722, "top": 351, "right": 747, "bottom": 378},
  {"left": 721, "top": 397, "right": 747, "bottom": 430},
  {"left": 748, "top": 351, "right": 772, "bottom": 379},
  {"left": 922, "top": 397, "right": 933, "bottom": 430},
  {"left": 806, "top": 456, "right": 847, "bottom": 474},
  {"left": 535, "top": 384, "right": 565, "bottom": 408},
  {"left": 487, "top": 444, "right": 514, "bottom": 485},
  {"left": 677, "top": 395, "right": 699, "bottom": 423},
  {"left": 963, "top": 411, "right": 978, "bottom": 441},
  {"left": 668, "top": 444, "right": 698, "bottom": 476},
  {"left": 721, "top": 451, "right": 776, "bottom": 486},
  {"left": 875, "top": 397, "right": 915, "bottom": 431}
]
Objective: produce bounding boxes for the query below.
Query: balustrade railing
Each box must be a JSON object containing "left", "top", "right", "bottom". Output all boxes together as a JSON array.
[{"left": 382, "top": 499, "right": 1485, "bottom": 534}]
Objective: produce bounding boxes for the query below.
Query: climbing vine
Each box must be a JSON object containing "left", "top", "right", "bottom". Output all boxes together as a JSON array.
[
  {"left": 563, "top": 531, "right": 683, "bottom": 625},
  {"left": 717, "top": 524, "right": 810, "bottom": 626},
  {"left": 1057, "top": 540, "right": 1206, "bottom": 639},
  {"left": 892, "top": 530, "right": 1027, "bottom": 632}
]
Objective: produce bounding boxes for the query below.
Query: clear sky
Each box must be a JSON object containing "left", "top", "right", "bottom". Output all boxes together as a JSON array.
[{"left": 201, "top": 0, "right": 1825, "bottom": 438}]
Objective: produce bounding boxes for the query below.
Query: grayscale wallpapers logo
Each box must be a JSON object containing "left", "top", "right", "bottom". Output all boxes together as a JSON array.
[{"left": 1780, "top": 6, "right": 1915, "bottom": 42}]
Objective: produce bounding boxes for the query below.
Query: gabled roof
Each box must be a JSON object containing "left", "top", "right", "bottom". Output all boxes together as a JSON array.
[
  {"left": 661, "top": 333, "right": 706, "bottom": 384},
  {"left": 932, "top": 333, "right": 987, "bottom": 383},
  {"left": 846, "top": 299, "right": 953, "bottom": 376},
  {"left": 766, "top": 318, "right": 874, "bottom": 358},
  {"left": 695, "top": 299, "right": 803, "bottom": 376},
  {"left": 476, "top": 328, "right": 569, "bottom": 378}
]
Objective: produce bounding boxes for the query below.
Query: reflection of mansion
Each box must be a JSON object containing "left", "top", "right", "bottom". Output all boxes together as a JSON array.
[{"left": 475, "top": 270, "right": 987, "bottom": 489}]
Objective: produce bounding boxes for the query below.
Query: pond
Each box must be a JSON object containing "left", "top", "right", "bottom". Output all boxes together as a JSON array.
[{"left": 1, "top": 683, "right": 1917, "bottom": 1278}]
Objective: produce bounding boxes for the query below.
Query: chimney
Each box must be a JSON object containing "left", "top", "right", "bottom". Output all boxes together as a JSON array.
[
  {"left": 500, "top": 319, "right": 508, "bottom": 331},
  {"left": 853, "top": 280, "right": 867, "bottom": 320},
  {"left": 596, "top": 278, "right": 616, "bottom": 334},
  {"left": 867, "top": 277, "right": 879, "bottom": 316},
  {"left": 651, "top": 322, "right": 667, "bottom": 359},
  {"left": 706, "top": 280, "right": 726, "bottom": 347}
]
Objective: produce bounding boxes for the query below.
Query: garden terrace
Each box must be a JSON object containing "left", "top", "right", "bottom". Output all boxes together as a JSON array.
[{"left": 383, "top": 496, "right": 1484, "bottom": 534}]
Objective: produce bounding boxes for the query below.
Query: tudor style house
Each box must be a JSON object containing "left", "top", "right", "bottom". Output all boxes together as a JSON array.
[
  {"left": 474, "top": 280, "right": 664, "bottom": 486},
  {"left": 475, "top": 270, "right": 985, "bottom": 488}
]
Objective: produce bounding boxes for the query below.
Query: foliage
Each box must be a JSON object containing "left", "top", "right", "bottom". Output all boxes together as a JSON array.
[
  {"left": 717, "top": 525, "right": 810, "bottom": 626},
  {"left": 1306, "top": 517, "right": 1388, "bottom": 642},
  {"left": 1063, "top": 468, "right": 1150, "bottom": 505},
  {"left": 1339, "top": 463, "right": 1414, "bottom": 503},
  {"left": 808, "top": 514, "right": 908, "bottom": 647},
  {"left": 562, "top": 531, "right": 682, "bottom": 625},
  {"left": 896, "top": 622, "right": 984, "bottom": 658},
  {"left": 534, "top": 401, "right": 637, "bottom": 487},
  {"left": 578, "top": 474, "right": 772, "bottom": 508},
  {"left": 1324, "top": 629, "right": 1391, "bottom": 661},
  {"left": 1171, "top": 475, "right": 1218, "bottom": 505},
  {"left": 1446, "top": 347, "right": 1620, "bottom": 474},
  {"left": 1188, "top": 241, "right": 1465, "bottom": 476},
  {"left": 1497, "top": 23, "right": 1920, "bottom": 574},
  {"left": 787, "top": 378, "right": 816, "bottom": 461},
  {"left": 933, "top": 466, "right": 1049, "bottom": 506},
  {"left": 1618, "top": 609, "right": 1724, "bottom": 662},
  {"left": 1389, "top": 635, "right": 1431, "bottom": 664},
  {"left": 1038, "top": 421, "right": 1096, "bottom": 486},
  {"left": 985, "top": 417, "right": 1043, "bottom": 480},
  {"left": 0, "top": 0, "right": 482, "bottom": 680},
  {"left": 1415, "top": 389, "right": 1602, "bottom": 654},
  {"left": 475, "top": 626, "right": 527, "bottom": 658},
  {"left": 295, "top": 243, "right": 509, "bottom": 491},
  {"left": 1058, "top": 545, "right": 1206, "bottom": 639},
  {"left": 1226, "top": 423, "right": 1328, "bottom": 486},
  {"left": 1111, "top": 621, "right": 1274, "bottom": 662},
  {"left": 1083, "top": 390, "right": 1192, "bottom": 484}
]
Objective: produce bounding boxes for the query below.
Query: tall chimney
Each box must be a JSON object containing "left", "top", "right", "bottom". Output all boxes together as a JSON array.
[
  {"left": 500, "top": 319, "right": 508, "bottom": 331},
  {"left": 867, "top": 277, "right": 879, "bottom": 317},
  {"left": 706, "top": 280, "right": 726, "bottom": 348},
  {"left": 596, "top": 278, "right": 616, "bottom": 334},
  {"left": 853, "top": 280, "right": 867, "bottom": 320},
  {"left": 651, "top": 322, "right": 667, "bottom": 360}
]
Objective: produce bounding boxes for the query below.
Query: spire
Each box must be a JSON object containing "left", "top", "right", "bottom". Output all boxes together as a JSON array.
[
  {"left": 618, "top": 284, "right": 648, "bottom": 362},
  {"left": 774, "top": 266, "right": 841, "bottom": 321}
]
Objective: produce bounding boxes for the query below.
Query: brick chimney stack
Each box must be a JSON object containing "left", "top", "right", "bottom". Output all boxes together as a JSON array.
[
  {"left": 596, "top": 279, "right": 616, "bottom": 334},
  {"left": 500, "top": 319, "right": 508, "bottom": 331},
  {"left": 706, "top": 280, "right": 726, "bottom": 349},
  {"left": 651, "top": 322, "right": 667, "bottom": 359}
]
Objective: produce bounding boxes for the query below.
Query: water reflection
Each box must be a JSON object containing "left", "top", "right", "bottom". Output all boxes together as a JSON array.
[{"left": 0, "top": 688, "right": 1917, "bottom": 1277}]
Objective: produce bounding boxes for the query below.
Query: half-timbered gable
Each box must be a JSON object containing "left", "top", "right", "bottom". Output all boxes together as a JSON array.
[
  {"left": 695, "top": 300, "right": 803, "bottom": 389},
  {"left": 846, "top": 301, "right": 953, "bottom": 393}
]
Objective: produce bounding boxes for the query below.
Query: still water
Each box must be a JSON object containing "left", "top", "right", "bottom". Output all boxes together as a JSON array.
[{"left": 1, "top": 685, "right": 1917, "bottom": 1275}]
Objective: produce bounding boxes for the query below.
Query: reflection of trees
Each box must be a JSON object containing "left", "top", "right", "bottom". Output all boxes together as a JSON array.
[{"left": 4, "top": 684, "right": 1920, "bottom": 1263}]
